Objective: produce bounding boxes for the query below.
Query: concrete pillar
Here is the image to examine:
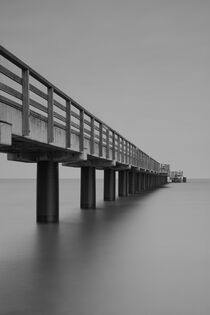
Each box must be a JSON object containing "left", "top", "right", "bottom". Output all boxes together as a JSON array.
[
  {"left": 104, "top": 169, "right": 115, "bottom": 201},
  {"left": 154, "top": 175, "right": 157, "bottom": 187},
  {"left": 141, "top": 173, "right": 145, "bottom": 191},
  {"left": 159, "top": 175, "right": 161, "bottom": 186},
  {"left": 144, "top": 173, "right": 147, "bottom": 190},
  {"left": 150, "top": 174, "right": 152, "bottom": 189},
  {"left": 151, "top": 175, "right": 154, "bottom": 188},
  {"left": 141, "top": 173, "right": 144, "bottom": 191},
  {"left": 135, "top": 172, "right": 141, "bottom": 193},
  {"left": 36, "top": 161, "right": 59, "bottom": 223},
  {"left": 119, "top": 170, "right": 128, "bottom": 197},
  {"left": 129, "top": 171, "right": 135, "bottom": 194},
  {"left": 145, "top": 174, "right": 148, "bottom": 190},
  {"left": 148, "top": 174, "right": 150, "bottom": 189},
  {"left": 81, "top": 167, "right": 96, "bottom": 209},
  {"left": 139, "top": 173, "right": 143, "bottom": 192}
]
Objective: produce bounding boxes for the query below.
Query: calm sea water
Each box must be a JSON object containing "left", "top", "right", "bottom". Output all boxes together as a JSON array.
[{"left": 0, "top": 178, "right": 209, "bottom": 315}]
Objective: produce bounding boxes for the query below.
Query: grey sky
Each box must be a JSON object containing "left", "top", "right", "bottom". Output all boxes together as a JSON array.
[{"left": 0, "top": 0, "right": 209, "bottom": 178}]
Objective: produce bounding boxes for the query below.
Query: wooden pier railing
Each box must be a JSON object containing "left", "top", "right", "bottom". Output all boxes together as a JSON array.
[{"left": 0, "top": 45, "right": 162, "bottom": 173}]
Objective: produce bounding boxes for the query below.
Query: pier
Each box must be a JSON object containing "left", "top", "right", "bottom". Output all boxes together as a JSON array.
[{"left": 0, "top": 46, "right": 168, "bottom": 223}]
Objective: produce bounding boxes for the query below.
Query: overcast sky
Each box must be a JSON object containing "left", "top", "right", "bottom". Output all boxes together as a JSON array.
[{"left": 0, "top": 0, "right": 209, "bottom": 178}]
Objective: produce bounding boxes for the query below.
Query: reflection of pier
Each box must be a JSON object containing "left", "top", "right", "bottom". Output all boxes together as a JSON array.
[{"left": 0, "top": 46, "right": 169, "bottom": 223}]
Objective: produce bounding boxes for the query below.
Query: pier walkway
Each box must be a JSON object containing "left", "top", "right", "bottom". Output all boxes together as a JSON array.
[{"left": 0, "top": 46, "right": 168, "bottom": 222}]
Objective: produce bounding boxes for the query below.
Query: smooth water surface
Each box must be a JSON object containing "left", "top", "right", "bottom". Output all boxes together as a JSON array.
[{"left": 0, "top": 179, "right": 209, "bottom": 314}]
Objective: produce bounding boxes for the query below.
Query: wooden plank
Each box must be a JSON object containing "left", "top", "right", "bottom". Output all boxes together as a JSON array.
[
  {"left": 70, "top": 111, "right": 92, "bottom": 128},
  {"left": 54, "top": 111, "right": 66, "bottom": 123},
  {"left": 84, "top": 118, "right": 91, "bottom": 127},
  {"left": 70, "top": 121, "right": 80, "bottom": 131},
  {"left": 0, "top": 65, "right": 22, "bottom": 84},
  {"left": 47, "top": 87, "right": 54, "bottom": 143},
  {"left": 30, "top": 98, "right": 48, "bottom": 113},
  {"left": 0, "top": 94, "right": 22, "bottom": 110},
  {"left": 66, "top": 100, "right": 71, "bottom": 148},
  {"left": 22, "top": 69, "right": 30, "bottom": 136},
  {"left": 29, "top": 84, "right": 48, "bottom": 100},
  {"left": 71, "top": 111, "right": 80, "bottom": 120},
  {"left": 106, "top": 127, "right": 109, "bottom": 159},
  {"left": 80, "top": 109, "right": 84, "bottom": 151},
  {"left": 0, "top": 82, "right": 22, "bottom": 100},
  {"left": 54, "top": 99, "right": 66, "bottom": 112},
  {"left": 84, "top": 128, "right": 91, "bottom": 137},
  {"left": 0, "top": 45, "right": 28, "bottom": 70},
  {"left": 90, "top": 117, "right": 95, "bottom": 155}
]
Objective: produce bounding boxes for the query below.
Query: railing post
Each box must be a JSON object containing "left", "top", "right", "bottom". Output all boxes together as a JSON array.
[
  {"left": 125, "top": 141, "right": 128, "bottom": 164},
  {"left": 112, "top": 131, "right": 115, "bottom": 160},
  {"left": 117, "top": 135, "right": 120, "bottom": 161},
  {"left": 66, "top": 100, "right": 71, "bottom": 148},
  {"left": 129, "top": 143, "right": 131, "bottom": 164},
  {"left": 106, "top": 127, "right": 109, "bottom": 159},
  {"left": 80, "top": 109, "right": 84, "bottom": 152},
  {"left": 47, "top": 87, "right": 54, "bottom": 143},
  {"left": 22, "top": 68, "right": 30, "bottom": 136},
  {"left": 131, "top": 144, "right": 133, "bottom": 165},
  {"left": 99, "top": 122, "right": 103, "bottom": 157},
  {"left": 121, "top": 139, "right": 124, "bottom": 163},
  {"left": 90, "top": 117, "right": 95, "bottom": 155}
]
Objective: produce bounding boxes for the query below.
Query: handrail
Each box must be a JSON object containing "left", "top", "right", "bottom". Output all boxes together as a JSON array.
[{"left": 0, "top": 45, "right": 162, "bottom": 173}]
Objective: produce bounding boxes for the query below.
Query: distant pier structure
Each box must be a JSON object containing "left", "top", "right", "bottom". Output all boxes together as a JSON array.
[
  {"left": 0, "top": 46, "right": 170, "bottom": 223},
  {"left": 170, "top": 170, "right": 187, "bottom": 183}
]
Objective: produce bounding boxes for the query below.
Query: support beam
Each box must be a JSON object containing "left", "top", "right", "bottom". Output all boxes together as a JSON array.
[
  {"left": 80, "top": 167, "right": 96, "bottom": 209},
  {"left": 104, "top": 169, "right": 115, "bottom": 201},
  {"left": 118, "top": 170, "right": 128, "bottom": 197},
  {"left": 36, "top": 161, "right": 59, "bottom": 223}
]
